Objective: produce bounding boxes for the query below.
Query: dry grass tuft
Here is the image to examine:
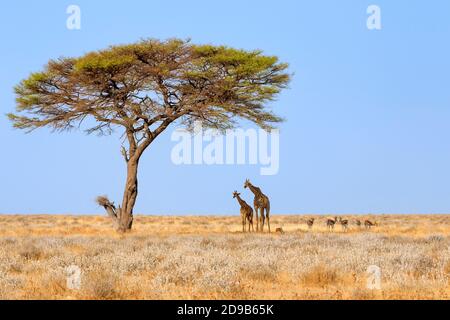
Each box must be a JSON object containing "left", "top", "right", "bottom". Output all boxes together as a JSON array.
[
  {"left": 18, "top": 243, "right": 44, "bottom": 261},
  {"left": 85, "top": 272, "right": 121, "bottom": 300},
  {"left": 300, "top": 264, "right": 344, "bottom": 288}
]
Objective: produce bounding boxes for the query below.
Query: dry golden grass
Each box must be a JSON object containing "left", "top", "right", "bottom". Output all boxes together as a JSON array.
[{"left": 0, "top": 214, "right": 448, "bottom": 300}]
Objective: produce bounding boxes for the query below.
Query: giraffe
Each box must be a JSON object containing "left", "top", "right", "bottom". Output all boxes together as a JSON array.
[
  {"left": 244, "top": 179, "right": 271, "bottom": 233},
  {"left": 233, "top": 191, "right": 254, "bottom": 232}
]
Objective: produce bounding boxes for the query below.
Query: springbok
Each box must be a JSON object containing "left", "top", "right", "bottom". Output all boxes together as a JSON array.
[
  {"left": 355, "top": 219, "right": 362, "bottom": 227},
  {"left": 306, "top": 218, "right": 315, "bottom": 230},
  {"left": 338, "top": 217, "right": 349, "bottom": 232},
  {"left": 326, "top": 217, "right": 338, "bottom": 231},
  {"left": 364, "top": 220, "right": 377, "bottom": 229}
]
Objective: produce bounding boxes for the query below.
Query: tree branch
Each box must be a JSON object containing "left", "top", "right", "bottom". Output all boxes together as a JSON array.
[{"left": 121, "top": 146, "right": 129, "bottom": 163}]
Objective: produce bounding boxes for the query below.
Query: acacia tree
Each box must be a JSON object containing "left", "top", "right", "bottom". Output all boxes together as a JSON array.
[{"left": 8, "top": 39, "right": 290, "bottom": 232}]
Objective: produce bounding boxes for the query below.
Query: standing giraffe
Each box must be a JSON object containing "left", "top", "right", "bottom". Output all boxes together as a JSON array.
[
  {"left": 244, "top": 179, "right": 271, "bottom": 233},
  {"left": 233, "top": 191, "right": 254, "bottom": 232}
]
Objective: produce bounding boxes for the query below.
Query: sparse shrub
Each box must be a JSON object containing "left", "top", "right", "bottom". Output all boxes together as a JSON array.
[
  {"left": 351, "top": 288, "right": 376, "bottom": 300},
  {"left": 85, "top": 272, "right": 120, "bottom": 300},
  {"left": 428, "top": 235, "right": 445, "bottom": 243},
  {"left": 410, "top": 256, "right": 438, "bottom": 279},
  {"left": 300, "top": 265, "right": 343, "bottom": 288},
  {"left": 0, "top": 273, "right": 24, "bottom": 299},
  {"left": 195, "top": 269, "right": 239, "bottom": 293},
  {"left": 8, "top": 263, "right": 23, "bottom": 274},
  {"left": 18, "top": 243, "right": 44, "bottom": 260},
  {"left": 444, "top": 262, "right": 450, "bottom": 279},
  {"left": 200, "top": 238, "right": 213, "bottom": 249}
]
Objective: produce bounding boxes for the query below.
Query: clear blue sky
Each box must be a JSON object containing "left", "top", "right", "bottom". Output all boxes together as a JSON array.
[{"left": 1, "top": 0, "right": 449, "bottom": 215}]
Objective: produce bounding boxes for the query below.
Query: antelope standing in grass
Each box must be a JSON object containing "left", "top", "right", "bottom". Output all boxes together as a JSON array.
[
  {"left": 306, "top": 218, "right": 315, "bottom": 230},
  {"left": 355, "top": 219, "right": 362, "bottom": 227},
  {"left": 338, "top": 217, "right": 349, "bottom": 232},
  {"left": 233, "top": 191, "right": 254, "bottom": 232},
  {"left": 364, "top": 220, "right": 377, "bottom": 229},
  {"left": 326, "top": 217, "right": 338, "bottom": 231}
]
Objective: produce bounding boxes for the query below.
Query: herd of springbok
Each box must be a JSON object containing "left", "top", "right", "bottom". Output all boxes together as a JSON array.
[
  {"left": 233, "top": 180, "right": 378, "bottom": 234},
  {"left": 275, "top": 217, "right": 377, "bottom": 234},
  {"left": 324, "top": 216, "right": 378, "bottom": 232},
  {"left": 275, "top": 217, "right": 378, "bottom": 234}
]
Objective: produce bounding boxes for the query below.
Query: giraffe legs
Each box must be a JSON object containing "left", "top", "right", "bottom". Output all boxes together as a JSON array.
[
  {"left": 260, "top": 208, "right": 265, "bottom": 232},
  {"left": 266, "top": 205, "right": 271, "bottom": 233},
  {"left": 255, "top": 206, "right": 259, "bottom": 232}
]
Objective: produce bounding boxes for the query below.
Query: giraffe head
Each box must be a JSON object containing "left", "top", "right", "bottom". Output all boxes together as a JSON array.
[
  {"left": 244, "top": 179, "right": 251, "bottom": 189},
  {"left": 233, "top": 191, "right": 240, "bottom": 199}
]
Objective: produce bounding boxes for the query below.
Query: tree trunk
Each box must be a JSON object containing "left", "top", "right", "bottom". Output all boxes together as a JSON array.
[
  {"left": 117, "top": 158, "right": 139, "bottom": 233},
  {"left": 97, "top": 158, "right": 140, "bottom": 233},
  {"left": 97, "top": 127, "right": 164, "bottom": 233}
]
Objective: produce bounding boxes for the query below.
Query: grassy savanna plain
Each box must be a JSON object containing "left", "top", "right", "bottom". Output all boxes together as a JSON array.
[{"left": 0, "top": 214, "right": 449, "bottom": 300}]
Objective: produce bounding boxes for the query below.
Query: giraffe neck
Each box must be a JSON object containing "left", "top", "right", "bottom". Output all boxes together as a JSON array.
[
  {"left": 248, "top": 184, "right": 262, "bottom": 197},
  {"left": 235, "top": 195, "right": 246, "bottom": 207}
]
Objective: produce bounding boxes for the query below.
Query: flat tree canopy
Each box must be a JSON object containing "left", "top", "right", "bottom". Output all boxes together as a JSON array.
[{"left": 8, "top": 38, "right": 290, "bottom": 232}]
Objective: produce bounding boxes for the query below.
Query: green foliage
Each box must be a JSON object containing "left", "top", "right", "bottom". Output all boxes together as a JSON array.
[
  {"left": 8, "top": 38, "right": 291, "bottom": 134},
  {"left": 75, "top": 51, "right": 136, "bottom": 72}
]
